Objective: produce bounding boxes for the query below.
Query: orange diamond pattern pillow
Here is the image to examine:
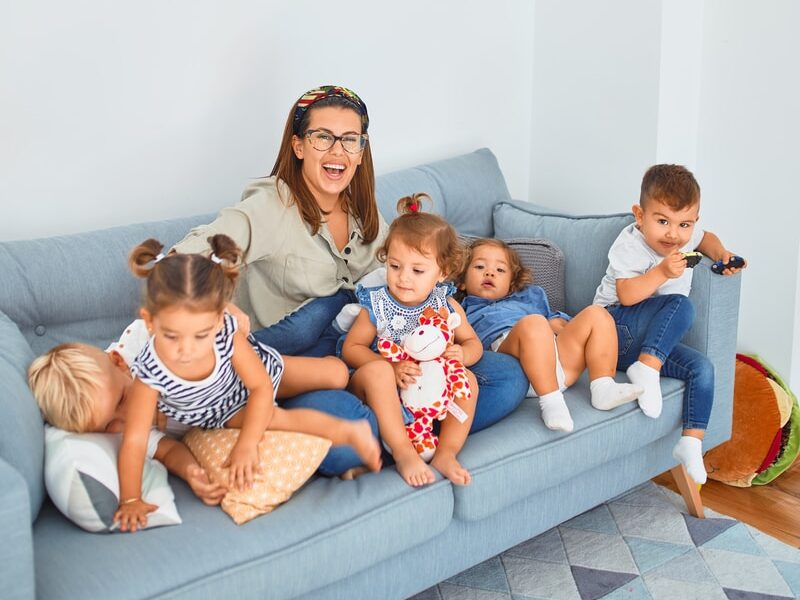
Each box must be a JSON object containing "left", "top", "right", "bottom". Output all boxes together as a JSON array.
[{"left": 183, "top": 428, "right": 331, "bottom": 525}]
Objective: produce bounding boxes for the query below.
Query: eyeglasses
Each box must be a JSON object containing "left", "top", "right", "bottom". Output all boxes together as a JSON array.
[{"left": 304, "top": 129, "right": 368, "bottom": 154}]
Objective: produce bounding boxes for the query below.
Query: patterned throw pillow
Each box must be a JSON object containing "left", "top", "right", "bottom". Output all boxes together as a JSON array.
[
  {"left": 44, "top": 426, "right": 181, "bottom": 533},
  {"left": 183, "top": 428, "right": 331, "bottom": 525}
]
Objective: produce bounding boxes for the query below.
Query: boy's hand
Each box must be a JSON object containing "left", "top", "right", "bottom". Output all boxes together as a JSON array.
[
  {"left": 391, "top": 360, "right": 422, "bottom": 390},
  {"left": 185, "top": 463, "right": 227, "bottom": 505},
  {"left": 442, "top": 344, "right": 464, "bottom": 363},
  {"left": 223, "top": 441, "right": 260, "bottom": 491},
  {"left": 114, "top": 498, "right": 157, "bottom": 533},
  {"left": 717, "top": 250, "right": 748, "bottom": 275},
  {"left": 658, "top": 250, "right": 687, "bottom": 279}
]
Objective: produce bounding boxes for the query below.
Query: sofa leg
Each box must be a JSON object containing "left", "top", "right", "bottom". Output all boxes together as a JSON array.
[{"left": 670, "top": 464, "right": 705, "bottom": 518}]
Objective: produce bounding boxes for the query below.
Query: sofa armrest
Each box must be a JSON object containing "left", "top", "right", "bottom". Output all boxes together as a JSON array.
[
  {"left": 685, "top": 260, "right": 742, "bottom": 448},
  {"left": 0, "top": 457, "right": 35, "bottom": 599}
]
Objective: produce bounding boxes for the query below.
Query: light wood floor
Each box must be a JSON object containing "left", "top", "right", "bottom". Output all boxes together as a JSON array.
[{"left": 654, "top": 460, "right": 800, "bottom": 547}]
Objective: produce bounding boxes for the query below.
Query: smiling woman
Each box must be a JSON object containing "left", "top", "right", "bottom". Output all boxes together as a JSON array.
[{"left": 170, "top": 85, "right": 530, "bottom": 478}]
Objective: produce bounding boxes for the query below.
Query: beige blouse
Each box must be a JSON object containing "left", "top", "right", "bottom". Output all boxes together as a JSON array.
[{"left": 173, "top": 177, "right": 389, "bottom": 329}]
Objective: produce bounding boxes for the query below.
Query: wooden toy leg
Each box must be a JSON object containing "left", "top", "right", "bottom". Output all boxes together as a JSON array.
[{"left": 671, "top": 464, "right": 705, "bottom": 518}]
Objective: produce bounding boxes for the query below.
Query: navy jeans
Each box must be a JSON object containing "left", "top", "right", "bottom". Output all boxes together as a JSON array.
[
  {"left": 256, "top": 294, "right": 529, "bottom": 475},
  {"left": 608, "top": 294, "right": 714, "bottom": 430},
  {"left": 252, "top": 289, "right": 355, "bottom": 358}
]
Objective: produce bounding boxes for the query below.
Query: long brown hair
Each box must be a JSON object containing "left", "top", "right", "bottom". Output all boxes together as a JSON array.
[
  {"left": 377, "top": 193, "right": 464, "bottom": 279},
  {"left": 128, "top": 234, "right": 242, "bottom": 315},
  {"left": 270, "top": 95, "right": 380, "bottom": 242}
]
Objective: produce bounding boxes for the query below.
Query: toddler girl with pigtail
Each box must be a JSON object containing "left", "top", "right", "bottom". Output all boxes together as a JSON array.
[
  {"left": 341, "top": 194, "right": 483, "bottom": 488},
  {"left": 115, "top": 234, "right": 381, "bottom": 532}
]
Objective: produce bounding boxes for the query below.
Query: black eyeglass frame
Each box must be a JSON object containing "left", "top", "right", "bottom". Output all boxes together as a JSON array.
[{"left": 304, "top": 129, "right": 368, "bottom": 154}]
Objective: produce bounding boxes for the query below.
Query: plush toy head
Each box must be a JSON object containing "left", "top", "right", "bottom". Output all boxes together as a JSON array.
[{"left": 402, "top": 308, "right": 461, "bottom": 361}]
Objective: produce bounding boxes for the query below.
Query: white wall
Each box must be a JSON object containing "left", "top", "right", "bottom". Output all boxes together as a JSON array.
[
  {"left": 4, "top": 1, "right": 798, "bottom": 386},
  {"left": 528, "top": 0, "right": 799, "bottom": 387},
  {"left": 1, "top": 1, "right": 535, "bottom": 240}
]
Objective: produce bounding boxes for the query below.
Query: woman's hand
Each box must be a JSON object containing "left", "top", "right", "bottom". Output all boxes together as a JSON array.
[
  {"left": 114, "top": 498, "right": 158, "bottom": 533},
  {"left": 391, "top": 360, "right": 422, "bottom": 390},
  {"left": 223, "top": 440, "right": 260, "bottom": 491},
  {"left": 442, "top": 344, "right": 464, "bottom": 363}
]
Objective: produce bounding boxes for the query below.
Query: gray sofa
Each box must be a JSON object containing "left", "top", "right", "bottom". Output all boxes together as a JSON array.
[{"left": 0, "top": 148, "right": 741, "bottom": 599}]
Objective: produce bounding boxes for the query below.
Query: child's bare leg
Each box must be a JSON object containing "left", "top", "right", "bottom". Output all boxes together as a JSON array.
[
  {"left": 499, "top": 315, "right": 572, "bottom": 432},
  {"left": 627, "top": 353, "right": 663, "bottom": 418},
  {"left": 278, "top": 356, "right": 349, "bottom": 398},
  {"left": 349, "top": 361, "right": 434, "bottom": 487},
  {"left": 557, "top": 306, "right": 643, "bottom": 410},
  {"left": 430, "top": 370, "right": 478, "bottom": 486},
  {"left": 269, "top": 406, "right": 381, "bottom": 472}
]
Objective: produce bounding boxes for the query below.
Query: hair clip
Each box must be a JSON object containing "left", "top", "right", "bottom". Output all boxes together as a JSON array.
[
  {"left": 409, "top": 203, "right": 419, "bottom": 213},
  {"left": 153, "top": 253, "right": 165, "bottom": 263},
  {"left": 210, "top": 253, "right": 223, "bottom": 264}
]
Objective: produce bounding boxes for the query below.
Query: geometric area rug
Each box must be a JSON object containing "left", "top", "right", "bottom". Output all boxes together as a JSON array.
[{"left": 408, "top": 481, "right": 800, "bottom": 600}]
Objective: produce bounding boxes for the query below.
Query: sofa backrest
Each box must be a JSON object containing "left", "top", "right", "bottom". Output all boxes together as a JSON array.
[
  {"left": 376, "top": 148, "right": 511, "bottom": 236},
  {"left": 493, "top": 200, "right": 635, "bottom": 315}
]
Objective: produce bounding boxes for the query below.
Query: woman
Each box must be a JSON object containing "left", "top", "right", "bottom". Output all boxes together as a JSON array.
[{"left": 173, "top": 85, "right": 528, "bottom": 476}]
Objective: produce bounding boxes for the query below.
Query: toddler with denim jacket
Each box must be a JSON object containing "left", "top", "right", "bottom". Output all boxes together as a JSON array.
[
  {"left": 593, "top": 164, "right": 745, "bottom": 483},
  {"left": 459, "top": 238, "right": 642, "bottom": 433}
]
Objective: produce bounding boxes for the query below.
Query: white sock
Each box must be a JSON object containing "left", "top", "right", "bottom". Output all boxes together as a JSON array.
[
  {"left": 626, "top": 361, "right": 663, "bottom": 418},
  {"left": 539, "top": 391, "right": 573, "bottom": 432},
  {"left": 590, "top": 376, "right": 644, "bottom": 410},
  {"left": 673, "top": 436, "right": 707, "bottom": 484}
]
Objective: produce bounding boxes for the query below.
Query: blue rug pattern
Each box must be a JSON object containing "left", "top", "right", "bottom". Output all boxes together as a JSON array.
[{"left": 409, "top": 482, "right": 800, "bottom": 600}]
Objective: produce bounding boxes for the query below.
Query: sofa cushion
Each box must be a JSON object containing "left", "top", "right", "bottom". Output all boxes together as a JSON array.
[
  {"left": 493, "top": 201, "right": 634, "bottom": 315},
  {"left": 505, "top": 238, "right": 566, "bottom": 314},
  {"left": 33, "top": 468, "right": 454, "bottom": 599},
  {"left": 183, "top": 428, "right": 331, "bottom": 525},
  {"left": 0, "top": 311, "right": 44, "bottom": 521},
  {"left": 377, "top": 148, "right": 512, "bottom": 238},
  {"left": 451, "top": 373, "right": 685, "bottom": 522}
]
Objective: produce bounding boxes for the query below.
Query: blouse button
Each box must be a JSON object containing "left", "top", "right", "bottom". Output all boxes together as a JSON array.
[{"left": 344, "top": 247, "right": 352, "bottom": 255}]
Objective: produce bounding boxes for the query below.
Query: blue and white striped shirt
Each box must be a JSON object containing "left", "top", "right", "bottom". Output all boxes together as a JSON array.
[{"left": 131, "top": 313, "right": 283, "bottom": 428}]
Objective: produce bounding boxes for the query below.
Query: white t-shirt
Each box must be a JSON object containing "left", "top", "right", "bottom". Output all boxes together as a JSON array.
[{"left": 593, "top": 223, "right": 705, "bottom": 306}]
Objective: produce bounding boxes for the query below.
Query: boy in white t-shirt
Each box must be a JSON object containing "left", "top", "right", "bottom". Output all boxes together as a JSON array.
[{"left": 593, "top": 164, "right": 745, "bottom": 483}]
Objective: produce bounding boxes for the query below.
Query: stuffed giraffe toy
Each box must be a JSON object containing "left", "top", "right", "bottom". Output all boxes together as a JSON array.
[{"left": 377, "top": 306, "right": 471, "bottom": 461}]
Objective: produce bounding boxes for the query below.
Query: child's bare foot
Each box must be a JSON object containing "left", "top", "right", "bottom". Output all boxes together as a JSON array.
[
  {"left": 431, "top": 450, "right": 471, "bottom": 486},
  {"left": 394, "top": 448, "right": 436, "bottom": 487},
  {"left": 339, "top": 466, "right": 369, "bottom": 481},
  {"left": 343, "top": 420, "right": 382, "bottom": 472}
]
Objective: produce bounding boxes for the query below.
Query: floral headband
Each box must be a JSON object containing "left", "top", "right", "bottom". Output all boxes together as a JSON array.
[{"left": 293, "top": 85, "right": 369, "bottom": 134}]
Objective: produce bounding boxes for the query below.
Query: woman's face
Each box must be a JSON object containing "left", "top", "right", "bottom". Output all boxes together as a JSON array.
[{"left": 291, "top": 106, "right": 364, "bottom": 208}]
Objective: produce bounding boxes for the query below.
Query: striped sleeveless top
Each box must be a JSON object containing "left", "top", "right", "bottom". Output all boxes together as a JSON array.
[{"left": 131, "top": 313, "right": 283, "bottom": 428}]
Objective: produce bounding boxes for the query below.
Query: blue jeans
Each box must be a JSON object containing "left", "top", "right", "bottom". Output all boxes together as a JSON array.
[
  {"left": 252, "top": 289, "right": 356, "bottom": 358},
  {"left": 261, "top": 293, "right": 528, "bottom": 475},
  {"left": 608, "top": 294, "right": 714, "bottom": 430},
  {"left": 278, "top": 351, "right": 528, "bottom": 476},
  {"left": 278, "top": 389, "right": 380, "bottom": 477}
]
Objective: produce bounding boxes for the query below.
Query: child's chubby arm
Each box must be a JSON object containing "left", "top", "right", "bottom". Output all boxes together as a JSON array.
[
  {"left": 154, "top": 437, "right": 227, "bottom": 505},
  {"left": 115, "top": 379, "right": 160, "bottom": 533},
  {"left": 616, "top": 250, "right": 686, "bottom": 306},
  {"left": 226, "top": 330, "right": 276, "bottom": 490},
  {"left": 696, "top": 230, "right": 747, "bottom": 275},
  {"left": 443, "top": 299, "right": 483, "bottom": 367},
  {"left": 341, "top": 308, "right": 421, "bottom": 390}
]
